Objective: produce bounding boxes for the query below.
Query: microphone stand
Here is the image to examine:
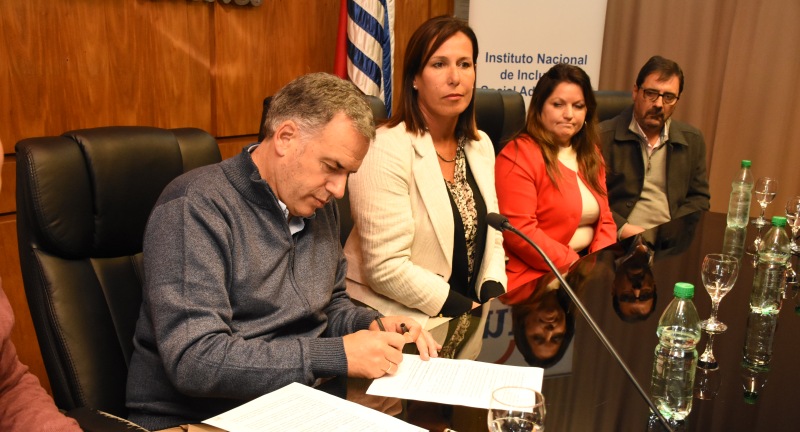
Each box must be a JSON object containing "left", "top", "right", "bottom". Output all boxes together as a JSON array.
[{"left": 492, "top": 219, "right": 675, "bottom": 432}]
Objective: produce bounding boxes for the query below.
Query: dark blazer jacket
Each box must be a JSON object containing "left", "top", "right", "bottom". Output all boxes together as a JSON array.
[{"left": 599, "top": 106, "right": 710, "bottom": 229}]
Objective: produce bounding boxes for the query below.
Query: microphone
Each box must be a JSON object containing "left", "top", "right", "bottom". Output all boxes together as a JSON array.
[
  {"left": 486, "top": 212, "right": 514, "bottom": 232},
  {"left": 488, "top": 212, "right": 674, "bottom": 432}
]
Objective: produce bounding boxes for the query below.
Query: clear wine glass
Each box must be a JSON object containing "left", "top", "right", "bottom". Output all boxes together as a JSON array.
[
  {"left": 752, "top": 177, "right": 778, "bottom": 227},
  {"left": 700, "top": 254, "right": 740, "bottom": 333},
  {"left": 695, "top": 332, "right": 721, "bottom": 400},
  {"left": 698, "top": 332, "right": 719, "bottom": 370},
  {"left": 785, "top": 196, "right": 800, "bottom": 253},
  {"left": 487, "top": 386, "right": 546, "bottom": 432},
  {"left": 746, "top": 224, "right": 766, "bottom": 258}
]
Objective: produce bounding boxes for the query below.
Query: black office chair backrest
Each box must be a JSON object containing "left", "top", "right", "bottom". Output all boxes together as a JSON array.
[
  {"left": 15, "top": 126, "right": 221, "bottom": 417},
  {"left": 595, "top": 90, "right": 632, "bottom": 122},
  {"left": 473, "top": 88, "right": 527, "bottom": 155}
]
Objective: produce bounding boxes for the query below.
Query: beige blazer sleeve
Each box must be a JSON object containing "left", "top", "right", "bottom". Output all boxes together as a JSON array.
[{"left": 344, "top": 123, "right": 507, "bottom": 319}]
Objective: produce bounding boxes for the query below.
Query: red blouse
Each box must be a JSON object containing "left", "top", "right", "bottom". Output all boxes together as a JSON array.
[{"left": 495, "top": 134, "right": 617, "bottom": 289}]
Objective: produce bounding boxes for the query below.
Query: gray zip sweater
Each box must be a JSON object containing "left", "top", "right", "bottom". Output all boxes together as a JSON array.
[{"left": 126, "top": 147, "right": 379, "bottom": 430}]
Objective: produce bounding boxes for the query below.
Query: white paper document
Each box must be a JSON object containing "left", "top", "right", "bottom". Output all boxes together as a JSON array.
[
  {"left": 367, "top": 354, "right": 544, "bottom": 409},
  {"left": 203, "top": 382, "right": 426, "bottom": 432}
]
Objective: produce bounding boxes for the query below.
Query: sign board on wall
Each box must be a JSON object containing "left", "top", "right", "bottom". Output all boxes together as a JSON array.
[{"left": 469, "top": 0, "right": 608, "bottom": 106}]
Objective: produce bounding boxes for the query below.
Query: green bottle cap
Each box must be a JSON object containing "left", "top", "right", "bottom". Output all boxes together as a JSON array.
[
  {"left": 741, "top": 160, "right": 751, "bottom": 168},
  {"left": 673, "top": 282, "right": 694, "bottom": 299},
  {"left": 771, "top": 216, "right": 787, "bottom": 227},
  {"left": 794, "top": 305, "right": 800, "bottom": 316},
  {"left": 744, "top": 391, "right": 758, "bottom": 404}
]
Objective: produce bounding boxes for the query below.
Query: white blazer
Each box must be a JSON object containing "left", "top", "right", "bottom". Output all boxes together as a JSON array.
[{"left": 344, "top": 122, "right": 507, "bottom": 329}]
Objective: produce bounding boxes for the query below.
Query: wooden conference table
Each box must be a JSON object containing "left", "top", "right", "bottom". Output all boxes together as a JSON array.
[{"left": 322, "top": 211, "right": 800, "bottom": 432}]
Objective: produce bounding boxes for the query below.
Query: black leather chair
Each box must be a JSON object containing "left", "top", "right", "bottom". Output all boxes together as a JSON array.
[
  {"left": 473, "top": 88, "right": 526, "bottom": 155},
  {"left": 595, "top": 90, "right": 632, "bottom": 122},
  {"left": 15, "top": 126, "right": 221, "bottom": 428}
]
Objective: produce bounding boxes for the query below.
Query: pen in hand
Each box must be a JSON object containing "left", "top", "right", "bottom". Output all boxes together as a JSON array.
[{"left": 375, "top": 317, "right": 410, "bottom": 334}]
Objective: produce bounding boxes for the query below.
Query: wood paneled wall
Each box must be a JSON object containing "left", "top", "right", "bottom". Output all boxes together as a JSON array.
[{"left": 0, "top": 0, "right": 452, "bottom": 396}]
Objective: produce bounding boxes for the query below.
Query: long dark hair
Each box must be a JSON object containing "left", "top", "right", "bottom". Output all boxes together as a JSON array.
[
  {"left": 513, "top": 63, "right": 605, "bottom": 195},
  {"left": 512, "top": 286, "right": 575, "bottom": 368},
  {"left": 384, "top": 15, "right": 479, "bottom": 141}
]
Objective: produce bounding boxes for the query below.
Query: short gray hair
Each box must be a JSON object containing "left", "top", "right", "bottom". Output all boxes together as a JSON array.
[{"left": 263, "top": 72, "right": 376, "bottom": 143}]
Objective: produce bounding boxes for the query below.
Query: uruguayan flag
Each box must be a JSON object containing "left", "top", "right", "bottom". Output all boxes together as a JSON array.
[{"left": 346, "top": 0, "right": 395, "bottom": 116}]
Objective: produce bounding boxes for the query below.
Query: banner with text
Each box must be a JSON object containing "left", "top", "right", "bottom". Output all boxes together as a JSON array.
[{"left": 469, "top": 0, "right": 608, "bottom": 106}]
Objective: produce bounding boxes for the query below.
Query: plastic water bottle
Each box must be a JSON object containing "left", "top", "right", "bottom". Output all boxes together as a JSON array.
[
  {"left": 650, "top": 282, "right": 701, "bottom": 422},
  {"left": 741, "top": 363, "right": 769, "bottom": 405},
  {"left": 721, "top": 226, "right": 747, "bottom": 261},
  {"left": 742, "top": 309, "right": 778, "bottom": 368},
  {"left": 749, "top": 216, "right": 792, "bottom": 314},
  {"left": 726, "top": 160, "right": 753, "bottom": 228}
]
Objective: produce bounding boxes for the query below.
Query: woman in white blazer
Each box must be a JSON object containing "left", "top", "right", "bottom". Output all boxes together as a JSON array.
[{"left": 344, "top": 16, "right": 507, "bottom": 358}]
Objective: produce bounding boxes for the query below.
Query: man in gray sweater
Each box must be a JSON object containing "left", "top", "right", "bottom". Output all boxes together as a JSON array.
[{"left": 126, "top": 73, "right": 439, "bottom": 431}]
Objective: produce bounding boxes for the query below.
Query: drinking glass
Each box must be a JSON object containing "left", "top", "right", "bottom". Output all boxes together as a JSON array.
[
  {"left": 746, "top": 224, "right": 766, "bottom": 258},
  {"left": 698, "top": 332, "right": 719, "bottom": 370},
  {"left": 700, "top": 254, "right": 740, "bottom": 333},
  {"left": 695, "top": 332, "right": 721, "bottom": 401},
  {"left": 785, "top": 196, "right": 800, "bottom": 253},
  {"left": 487, "top": 386, "right": 545, "bottom": 432},
  {"left": 752, "top": 177, "right": 778, "bottom": 227}
]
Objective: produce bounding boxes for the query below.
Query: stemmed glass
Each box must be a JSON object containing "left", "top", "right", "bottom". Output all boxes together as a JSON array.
[
  {"left": 752, "top": 177, "right": 778, "bottom": 227},
  {"left": 746, "top": 224, "right": 767, "bottom": 259},
  {"left": 487, "top": 386, "right": 546, "bottom": 432},
  {"left": 700, "top": 254, "right": 740, "bottom": 333},
  {"left": 785, "top": 196, "right": 800, "bottom": 253},
  {"left": 698, "top": 332, "right": 719, "bottom": 370},
  {"left": 695, "top": 332, "right": 721, "bottom": 400}
]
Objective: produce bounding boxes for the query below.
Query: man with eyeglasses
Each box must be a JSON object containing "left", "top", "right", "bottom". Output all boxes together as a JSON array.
[
  {"left": 599, "top": 55, "right": 710, "bottom": 240},
  {"left": 612, "top": 235, "right": 658, "bottom": 322}
]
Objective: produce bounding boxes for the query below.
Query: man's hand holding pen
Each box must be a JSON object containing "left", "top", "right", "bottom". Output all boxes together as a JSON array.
[
  {"left": 343, "top": 315, "right": 440, "bottom": 379},
  {"left": 370, "top": 316, "right": 440, "bottom": 360}
]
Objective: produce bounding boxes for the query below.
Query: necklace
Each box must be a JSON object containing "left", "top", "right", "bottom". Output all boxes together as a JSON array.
[{"left": 435, "top": 149, "right": 457, "bottom": 163}]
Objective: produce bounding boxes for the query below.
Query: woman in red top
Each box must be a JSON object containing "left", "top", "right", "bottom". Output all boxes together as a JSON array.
[{"left": 496, "top": 64, "right": 616, "bottom": 290}]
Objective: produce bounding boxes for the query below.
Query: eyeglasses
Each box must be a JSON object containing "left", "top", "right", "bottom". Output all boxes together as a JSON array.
[
  {"left": 641, "top": 89, "right": 679, "bottom": 105},
  {"left": 618, "top": 290, "right": 655, "bottom": 303}
]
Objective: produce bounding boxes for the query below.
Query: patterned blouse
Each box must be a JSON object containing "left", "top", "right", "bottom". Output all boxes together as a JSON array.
[
  {"left": 444, "top": 138, "right": 478, "bottom": 285},
  {"left": 440, "top": 137, "right": 482, "bottom": 358}
]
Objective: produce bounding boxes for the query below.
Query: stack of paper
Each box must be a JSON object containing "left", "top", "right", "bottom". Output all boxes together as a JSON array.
[
  {"left": 203, "top": 382, "right": 425, "bottom": 432},
  {"left": 367, "top": 354, "right": 544, "bottom": 409},
  {"left": 203, "top": 355, "right": 544, "bottom": 431}
]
